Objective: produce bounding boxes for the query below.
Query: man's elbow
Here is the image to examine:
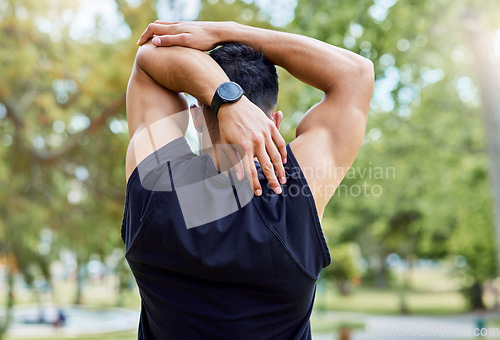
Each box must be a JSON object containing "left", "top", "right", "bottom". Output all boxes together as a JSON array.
[
  {"left": 135, "top": 41, "right": 155, "bottom": 71},
  {"left": 357, "top": 57, "right": 374, "bottom": 112},
  {"left": 356, "top": 57, "right": 375, "bottom": 87},
  {"left": 325, "top": 56, "right": 374, "bottom": 95},
  {"left": 345, "top": 57, "right": 374, "bottom": 118}
]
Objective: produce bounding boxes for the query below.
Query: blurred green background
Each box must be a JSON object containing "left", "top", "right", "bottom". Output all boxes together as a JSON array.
[{"left": 1, "top": 0, "right": 500, "bottom": 339}]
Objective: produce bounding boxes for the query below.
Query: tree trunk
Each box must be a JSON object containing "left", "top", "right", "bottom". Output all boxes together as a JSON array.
[
  {"left": 463, "top": 10, "right": 500, "bottom": 274},
  {"left": 468, "top": 281, "right": 486, "bottom": 310},
  {"left": 375, "top": 261, "right": 388, "bottom": 289},
  {"left": 398, "top": 290, "right": 409, "bottom": 314},
  {"left": 75, "top": 262, "right": 85, "bottom": 305},
  {"left": 398, "top": 256, "right": 414, "bottom": 314},
  {"left": 0, "top": 268, "right": 15, "bottom": 340},
  {"left": 336, "top": 280, "right": 351, "bottom": 295}
]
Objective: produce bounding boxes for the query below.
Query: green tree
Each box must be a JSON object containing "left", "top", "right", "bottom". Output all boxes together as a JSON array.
[
  {"left": 285, "top": 0, "right": 499, "bottom": 310},
  {"left": 0, "top": 0, "right": 157, "bottom": 335},
  {"left": 324, "top": 243, "right": 364, "bottom": 295}
]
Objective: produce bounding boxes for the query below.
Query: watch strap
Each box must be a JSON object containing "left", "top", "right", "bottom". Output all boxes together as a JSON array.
[{"left": 211, "top": 82, "right": 244, "bottom": 116}]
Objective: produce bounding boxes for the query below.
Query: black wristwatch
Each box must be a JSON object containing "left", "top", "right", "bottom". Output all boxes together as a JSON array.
[{"left": 211, "top": 81, "right": 245, "bottom": 116}]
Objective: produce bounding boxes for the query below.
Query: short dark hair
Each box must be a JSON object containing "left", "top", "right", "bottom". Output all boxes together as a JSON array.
[{"left": 209, "top": 43, "right": 279, "bottom": 116}]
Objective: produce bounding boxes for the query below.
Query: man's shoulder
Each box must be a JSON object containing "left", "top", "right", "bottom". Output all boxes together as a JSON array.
[{"left": 287, "top": 132, "right": 339, "bottom": 218}]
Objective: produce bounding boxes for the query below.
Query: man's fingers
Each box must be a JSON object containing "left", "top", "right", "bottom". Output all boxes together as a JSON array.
[
  {"left": 232, "top": 144, "right": 246, "bottom": 181},
  {"left": 220, "top": 144, "right": 244, "bottom": 181},
  {"left": 151, "top": 33, "right": 190, "bottom": 47},
  {"left": 249, "top": 159, "right": 261, "bottom": 196},
  {"left": 270, "top": 122, "right": 287, "bottom": 164},
  {"left": 154, "top": 20, "right": 180, "bottom": 25},
  {"left": 241, "top": 151, "right": 252, "bottom": 187},
  {"left": 138, "top": 23, "right": 168, "bottom": 45},
  {"left": 242, "top": 150, "right": 261, "bottom": 196},
  {"left": 255, "top": 144, "right": 282, "bottom": 195},
  {"left": 266, "top": 137, "right": 287, "bottom": 185},
  {"left": 137, "top": 23, "right": 181, "bottom": 46}
]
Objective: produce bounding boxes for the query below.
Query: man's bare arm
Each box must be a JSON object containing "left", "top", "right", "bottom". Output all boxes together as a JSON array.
[
  {"left": 139, "top": 21, "right": 374, "bottom": 217},
  {"left": 225, "top": 24, "right": 374, "bottom": 216}
]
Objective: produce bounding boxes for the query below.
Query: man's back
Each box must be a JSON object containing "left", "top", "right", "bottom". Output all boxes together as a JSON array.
[{"left": 122, "top": 137, "right": 330, "bottom": 339}]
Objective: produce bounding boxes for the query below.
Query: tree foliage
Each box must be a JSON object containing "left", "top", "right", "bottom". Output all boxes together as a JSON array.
[{"left": 284, "top": 0, "right": 499, "bottom": 307}]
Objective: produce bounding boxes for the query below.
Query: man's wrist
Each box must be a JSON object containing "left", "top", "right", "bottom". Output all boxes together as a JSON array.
[
  {"left": 214, "top": 21, "right": 242, "bottom": 44},
  {"left": 217, "top": 95, "right": 248, "bottom": 119}
]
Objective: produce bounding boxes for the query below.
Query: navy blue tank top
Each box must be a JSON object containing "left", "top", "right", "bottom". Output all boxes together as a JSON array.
[{"left": 121, "top": 137, "right": 330, "bottom": 339}]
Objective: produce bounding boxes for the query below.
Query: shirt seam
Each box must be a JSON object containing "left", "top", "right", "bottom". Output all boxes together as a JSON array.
[
  {"left": 251, "top": 198, "right": 318, "bottom": 280},
  {"left": 286, "top": 144, "right": 332, "bottom": 267}
]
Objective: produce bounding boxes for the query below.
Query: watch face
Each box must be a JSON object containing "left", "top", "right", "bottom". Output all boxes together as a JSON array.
[{"left": 218, "top": 82, "right": 243, "bottom": 101}]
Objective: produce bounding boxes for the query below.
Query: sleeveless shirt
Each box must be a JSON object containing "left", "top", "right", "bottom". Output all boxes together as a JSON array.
[{"left": 121, "top": 137, "right": 330, "bottom": 339}]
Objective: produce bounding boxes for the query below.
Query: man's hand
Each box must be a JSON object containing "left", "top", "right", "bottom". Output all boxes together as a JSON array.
[
  {"left": 137, "top": 21, "right": 224, "bottom": 50},
  {"left": 218, "top": 97, "right": 287, "bottom": 196}
]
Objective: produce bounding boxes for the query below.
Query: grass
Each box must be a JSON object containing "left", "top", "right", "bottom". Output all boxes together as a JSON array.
[
  {"left": 313, "top": 265, "right": 469, "bottom": 315},
  {"left": 314, "top": 287, "right": 467, "bottom": 315},
  {"left": 310, "top": 311, "right": 365, "bottom": 334},
  {"left": 490, "top": 319, "right": 500, "bottom": 328}
]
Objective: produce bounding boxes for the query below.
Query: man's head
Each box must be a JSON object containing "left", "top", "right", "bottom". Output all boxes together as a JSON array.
[
  {"left": 208, "top": 43, "right": 279, "bottom": 116},
  {"left": 191, "top": 43, "right": 280, "bottom": 144}
]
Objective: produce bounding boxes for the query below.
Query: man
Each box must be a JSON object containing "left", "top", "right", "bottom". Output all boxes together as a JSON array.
[{"left": 122, "top": 21, "right": 373, "bottom": 339}]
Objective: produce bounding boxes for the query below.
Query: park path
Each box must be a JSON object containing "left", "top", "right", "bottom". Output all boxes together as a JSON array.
[
  {"left": 312, "top": 311, "right": 500, "bottom": 340},
  {"left": 6, "top": 305, "right": 140, "bottom": 338}
]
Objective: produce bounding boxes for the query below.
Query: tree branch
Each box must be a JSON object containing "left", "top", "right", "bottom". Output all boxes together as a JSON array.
[
  {"left": 3, "top": 102, "right": 24, "bottom": 131},
  {"left": 34, "top": 96, "right": 126, "bottom": 164}
]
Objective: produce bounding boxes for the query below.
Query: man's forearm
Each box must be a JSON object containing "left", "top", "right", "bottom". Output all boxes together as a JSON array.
[
  {"left": 136, "top": 42, "right": 228, "bottom": 105},
  {"left": 218, "top": 22, "right": 372, "bottom": 94}
]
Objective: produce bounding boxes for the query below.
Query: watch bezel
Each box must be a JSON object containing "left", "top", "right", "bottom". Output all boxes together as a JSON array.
[{"left": 216, "top": 82, "right": 244, "bottom": 102}]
